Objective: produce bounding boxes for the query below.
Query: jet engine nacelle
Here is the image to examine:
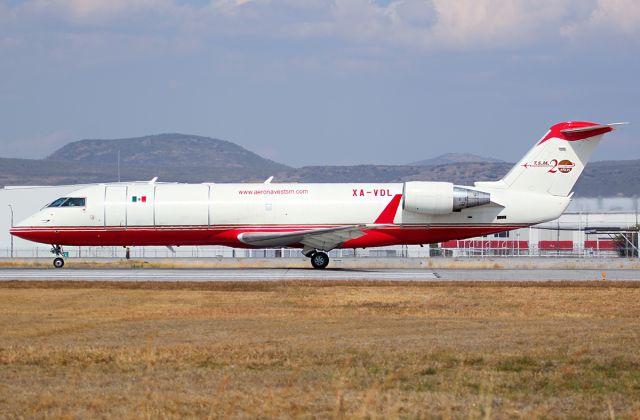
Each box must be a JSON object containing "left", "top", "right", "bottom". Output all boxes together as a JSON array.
[{"left": 402, "top": 181, "right": 491, "bottom": 215}]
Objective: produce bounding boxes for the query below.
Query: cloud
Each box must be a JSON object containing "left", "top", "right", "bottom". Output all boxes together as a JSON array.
[
  {"left": 428, "top": 0, "right": 566, "bottom": 48},
  {"left": 318, "top": 0, "right": 613, "bottom": 50},
  {"left": 211, "top": 0, "right": 270, "bottom": 14},
  {"left": 23, "top": 0, "right": 174, "bottom": 23},
  {"left": 584, "top": 0, "right": 640, "bottom": 34},
  {"left": 2, "top": 0, "right": 639, "bottom": 55},
  {"left": 317, "top": 0, "right": 639, "bottom": 50}
]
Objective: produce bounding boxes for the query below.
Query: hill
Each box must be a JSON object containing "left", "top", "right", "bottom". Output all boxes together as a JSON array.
[
  {"left": 47, "top": 133, "right": 289, "bottom": 174},
  {"left": 410, "top": 153, "right": 503, "bottom": 166},
  {"left": 574, "top": 160, "right": 640, "bottom": 197},
  {"left": 0, "top": 133, "right": 638, "bottom": 197}
]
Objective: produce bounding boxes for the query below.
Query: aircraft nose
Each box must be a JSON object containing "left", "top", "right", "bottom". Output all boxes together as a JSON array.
[
  {"left": 9, "top": 212, "right": 55, "bottom": 243},
  {"left": 9, "top": 226, "right": 32, "bottom": 241},
  {"left": 9, "top": 226, "right": 57, "bottom": 244}
]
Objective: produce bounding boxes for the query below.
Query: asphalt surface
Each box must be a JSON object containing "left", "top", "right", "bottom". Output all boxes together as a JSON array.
[
  {"left": 0, "top": 268, "right": 438, "bottom": 281},
  {"left": 437, "top": 269, "right": 640, "bottom": 281},
  {"left": 0, "top": 268, "right": 638, "bottom": 281}
]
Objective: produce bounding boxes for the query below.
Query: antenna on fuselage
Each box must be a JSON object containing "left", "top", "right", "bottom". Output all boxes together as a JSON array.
[{"left": 264, "top": 176, "right": 274, "bottom": 184}]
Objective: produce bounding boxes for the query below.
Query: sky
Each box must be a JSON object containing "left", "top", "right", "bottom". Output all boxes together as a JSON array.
[{"left": 0, "top": 0, "right": 639, "bottom": 167}]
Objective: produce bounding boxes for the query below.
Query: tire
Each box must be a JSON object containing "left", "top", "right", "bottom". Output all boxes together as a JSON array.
[
  {"left": 53, "top": 257, "right": 65, "bottom": 269},
  {"left": 310, "top": 252, "right": 329, "bottom": 269}
]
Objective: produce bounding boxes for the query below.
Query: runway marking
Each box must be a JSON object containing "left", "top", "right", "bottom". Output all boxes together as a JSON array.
[{"left": 0, "top": 269, "right": 439, "bottom": 282}]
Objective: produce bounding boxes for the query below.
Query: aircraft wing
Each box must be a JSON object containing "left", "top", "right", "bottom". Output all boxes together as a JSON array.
[{"left": 237, "top": 225, "right": 377, "bottom": 252}]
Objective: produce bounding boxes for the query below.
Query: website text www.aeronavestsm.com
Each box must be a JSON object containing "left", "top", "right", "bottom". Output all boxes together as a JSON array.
[{"left": 238, "top": 189, "right": 309, "bottom": 196}]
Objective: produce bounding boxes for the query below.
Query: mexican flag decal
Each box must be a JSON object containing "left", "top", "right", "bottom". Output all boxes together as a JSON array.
[{"left": 131, "top": 196, "right": 147, "bottom": 203}]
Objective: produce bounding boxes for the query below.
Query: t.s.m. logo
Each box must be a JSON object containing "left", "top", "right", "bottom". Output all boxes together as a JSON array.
[
  {"left": 553, "top": 159, "right": 575, "bottom": 173},
  {"left": 522, "top": 159, "right": 575, "bottom": 173}
]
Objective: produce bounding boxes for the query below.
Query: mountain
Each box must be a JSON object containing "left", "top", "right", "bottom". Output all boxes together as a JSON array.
[
  {"left": 277, "top": 165, "right": 420, "bottom": 183},
  {"left": 402, "top": 162, "right": 514, "bottom": 185},
  {"left": 47, "top": 133, "right": 289, "bottom": 174},
  {"left": 0, "top": 157, "right": 118, "bottom": 186},
  {"left": 0, "top": 133, "right": 638, "bottom": 197},
  {"left": 411, "top": 153, "right": 503, "bottom": 166},
  {"left": 574, "top": 159, "right": 640, "bottom": 197}
]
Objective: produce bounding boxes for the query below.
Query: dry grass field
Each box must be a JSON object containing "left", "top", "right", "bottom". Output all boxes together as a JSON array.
[
  {"left": 1, "top": 280, "right": 640, "bottom": 418},
  {"left": 2, "top": 257, "right": 639, "bottom": 270}
]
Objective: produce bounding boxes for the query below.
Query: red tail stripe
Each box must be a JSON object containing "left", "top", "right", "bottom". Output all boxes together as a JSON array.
[
  {"left": 374, "top": 194, "right": 402, "bottom": 224},
  {"left": 538, "top": 121, "right": 612, "bottom": 144}
]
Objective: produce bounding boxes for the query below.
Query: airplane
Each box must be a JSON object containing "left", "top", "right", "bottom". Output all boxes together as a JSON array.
[{"left": 10, "top": 121, "right": 624, "bottom": 269}]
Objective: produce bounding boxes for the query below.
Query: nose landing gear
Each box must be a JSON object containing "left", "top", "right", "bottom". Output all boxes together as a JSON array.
[
  {"left": 51, "top": 245, "right": 65, "bottom": 269},
  {"left": 305, "top": 250, "right": 330, "bottom": 269}
]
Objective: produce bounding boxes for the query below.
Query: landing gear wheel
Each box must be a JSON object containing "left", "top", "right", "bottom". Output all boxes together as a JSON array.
[
  {"left": 310, "top": 252, "right": 330, "bottom": 269},
  {"left": 53, "top": 257, "right": 65, "bottom": 269}
]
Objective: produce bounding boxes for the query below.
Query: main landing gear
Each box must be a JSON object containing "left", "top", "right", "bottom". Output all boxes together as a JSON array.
[
  {"left": 51, "top": 245, "right": 64, "bottom": 269},
  {"left": 305, "top": 249, "right": 330, "bottom": 269}
]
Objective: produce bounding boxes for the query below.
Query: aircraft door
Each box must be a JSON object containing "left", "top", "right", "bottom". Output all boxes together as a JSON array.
[
  {"left": 127, "top": 185, "right": 155, "bottom": 227},
  {"left": 104, "top": 186, "right": 127, "bottom": 227},
  {"left": 155, "top": 184, "right": 209, "bottom": 226}
]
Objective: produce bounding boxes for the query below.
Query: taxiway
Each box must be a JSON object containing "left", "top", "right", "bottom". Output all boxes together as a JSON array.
[{"left": 0, "top": 268, "right": 638, "bottom": 281}]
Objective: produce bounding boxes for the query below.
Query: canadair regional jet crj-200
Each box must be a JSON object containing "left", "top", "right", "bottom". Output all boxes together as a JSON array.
[{"left": 11, "top": 121, "right": 625, "bottom": 269}]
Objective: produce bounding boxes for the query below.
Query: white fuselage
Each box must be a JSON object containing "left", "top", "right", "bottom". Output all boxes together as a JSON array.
[{"left": 10, "top": 181, "right": 569, "bottom": 249}]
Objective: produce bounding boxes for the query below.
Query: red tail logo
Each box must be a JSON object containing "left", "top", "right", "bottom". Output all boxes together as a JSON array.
[{"left": 374, "top": 194, "right": 402, "bottom": 224}]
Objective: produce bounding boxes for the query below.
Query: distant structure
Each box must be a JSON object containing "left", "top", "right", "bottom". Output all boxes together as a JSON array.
[{"left": 439, "top": 197, "right": 639, "bottom": 258}]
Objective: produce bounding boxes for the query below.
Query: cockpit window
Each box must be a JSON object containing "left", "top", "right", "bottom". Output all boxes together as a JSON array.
[
  {"left": 64, "top": 197, "right": 86, "bottom": 207},
  {"left": 48, "top": 198, "right": 68, "bottom": 207},
  {"left": 47, "top": 197, "right": 86, "bottom": 208}
]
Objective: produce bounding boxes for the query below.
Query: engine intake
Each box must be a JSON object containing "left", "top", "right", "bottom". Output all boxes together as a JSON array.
[{"left": 403, "top": 181, "right": 490, "bottom": 215}]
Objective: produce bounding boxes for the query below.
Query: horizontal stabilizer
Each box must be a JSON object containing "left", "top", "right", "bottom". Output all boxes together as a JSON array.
[{"left": 560, "top": 122, "right": 627, "bottom": 135}]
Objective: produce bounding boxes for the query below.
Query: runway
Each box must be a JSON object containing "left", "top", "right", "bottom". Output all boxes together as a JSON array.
[
  {"left": 0, "top": 268, "right": 638, "bottom": 281},
  {"left": 0, "top": 268, "right": 439, "bottom": 281}
]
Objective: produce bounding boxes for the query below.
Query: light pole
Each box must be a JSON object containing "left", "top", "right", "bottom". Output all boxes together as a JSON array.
[{"left": 7, "top": 204, "right": 13, "bottom": 258}]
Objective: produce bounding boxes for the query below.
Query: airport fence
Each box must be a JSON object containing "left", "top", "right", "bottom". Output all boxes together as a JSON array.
[{"left": 0, "top": 244, "right": 633, "bottom": 259}]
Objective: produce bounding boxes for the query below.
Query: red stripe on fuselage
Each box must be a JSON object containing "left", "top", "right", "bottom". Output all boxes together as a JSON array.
[
  {"left": 374, "top": 194, "right": 402, "bottom": 224},
  {"left": 10, "top": 224, "right": 526, "bottom": 248}
]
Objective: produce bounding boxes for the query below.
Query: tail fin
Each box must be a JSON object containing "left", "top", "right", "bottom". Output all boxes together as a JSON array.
[{"left": 492, "top": 121, "right": 624, "bottom": 197}]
